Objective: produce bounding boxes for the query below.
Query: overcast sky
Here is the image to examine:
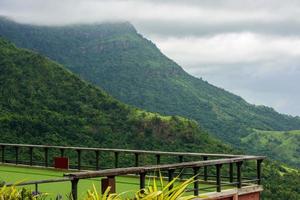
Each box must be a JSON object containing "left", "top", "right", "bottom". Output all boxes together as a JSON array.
[{"left": 1, "top": 0, "right": 300, "bottom": 116}]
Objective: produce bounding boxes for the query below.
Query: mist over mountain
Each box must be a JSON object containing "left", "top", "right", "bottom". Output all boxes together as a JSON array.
[{"left": 1, "top": 17, "right": 299, "bottom": 167}]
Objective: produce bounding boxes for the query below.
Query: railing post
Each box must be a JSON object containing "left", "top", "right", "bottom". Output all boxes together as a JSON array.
[
  {"left": 156, "top": 154, "right": 161, "bottom": 165},
  {"left": 76, "top": 149, "right": 81, "bottom": 170},
  {"left": 139, "top": 172, "right": 146, "bottom": 190},
  {"left": 229, "top": 163, "right": 234, "bottom": 183},
  {"left": 178, "top": 155, "right": 183, "bottom": 163},
  {"left": 101, "top": 176, "right": 116, "bottom": 194},
  {"left": 203, "top": 156, "right": 208, "bottom": 181},
  {"left": 135, "top": 153, "right": 139, "bottom": 167},
  {"left": 257, "top": 159, "right": 263, "bottom": 185},
  {"left": 114, "top": 152, "right": 119, "bottom": 168},
  {"left": 95, "top": 150, "right": 100, "bottom": 170},
  {"left": 35, "top": 183, "right": 38, "bottom": 194},
  {"left": 15, "top": 146, "right": 19, "bottom": 165},
  {"left": 178, "top": 155, "right": 183, "bottom": 179},
  {"left": 168, "top": 169, "right": 175, "bottom": 191},
  {"left": 216, "top": 164, "right": 222, "bottom": 192},
  {"left": 236, "top": 161, "right": 243, "bottom": 188},
  {"left": 1, "top": 145, "right": 5, "bottom": 163},
  {"left": 29, "top": 147, "right": 33, "bottom": 166},
  {"left": 60, "top": 148, "right": 65, "bottom": 157},
  {"left": 71, "top": 178, "right": 79, "bottom": 200},
  {"left": 193, "top": 167, "right": 200, "bottom": 196},
  {"left": 44, "top": 147, "right": 49, "bottom": 167}
]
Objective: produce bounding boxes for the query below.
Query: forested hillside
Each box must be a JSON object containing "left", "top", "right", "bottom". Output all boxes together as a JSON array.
[
  {"left": 242, "top": 129, "right": 300, "bottom": 167},
  {"left": 0, "top": 34, "right": 300, "bottom": 200},
  {"left": 0, "top": 17, "right": 299, "bottom": 152},
  {"left": 0, "top": 37, "right": 227, "bottom": 154}
]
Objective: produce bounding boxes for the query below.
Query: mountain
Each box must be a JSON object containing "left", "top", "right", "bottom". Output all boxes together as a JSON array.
[
  {"left": 0, "top": 37, "right": 229, "bottom": 155},
  {"left": 1, "top": 17, "right": 299, "bottom": 155},
  {"left": 241, "top": 129, "right": 300, "bottom": 167},
  {"left": 0, "top": 25, "right": 300, "bottom": 200}
]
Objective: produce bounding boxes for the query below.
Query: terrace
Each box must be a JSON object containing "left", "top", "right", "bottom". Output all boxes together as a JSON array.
[{"left": 0, "top": 143, "right": 265, "bottom": 200}]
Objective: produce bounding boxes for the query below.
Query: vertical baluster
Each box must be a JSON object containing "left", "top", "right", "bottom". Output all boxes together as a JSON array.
[
  {"left": 44, "top": 147, "right": 49, "bottom": 167},
  {"left": 156, "top": 154, "right": 161, "bottom": 165},
  {"left": 114, "top": 152, "right": 119, "bottom": 168},
  {"left": 140, "top": 172, "right": 146, "bottom": 190},
  {"left": 168, "top": 169, "right": 175, "bottom": 191},
  {"left": 193, "top": 167, "right": 200, "bottom": 196},
  {"left": 257, "top": 159, "right": 263, "bottom": 185},
  {"left": 216, "top": 164, "right": 222, "bottom": 192},
  {"left": 71, "top": 178, "right": 79, "bottom": 200},
  {"left": 203, "top": 156, "right": 208, "bottom": 181},
  {"left": 135, "top": 153, "right": 139, "bottom": 167},
  {"left": 229, "top": 163, "right": 234, "bottom": 183},
  {"left": 1, "top": 145, "right": 5, "bottom": 163},
  {"left": 15, "top": 146, "right": 19, "bottom": 165},
  {"left": 178, "top": 155, "right": 183, "bottom": 179},
  {"left": 60, "top": 148, "right": 65, "bottom": 157},
  {"left": 236, "top": 161, "right": 243, "bottom": 188},
  {"left": 29, "top": 147, "right": 33, "bottom": 166},
  {"left": 95, "top": 150, "right": 100, "bottom": 170},
  {"left": 77, "top": 149, "right": 81, "bottom": 170},
  {"left": 35, "top": 183, "right": 38, "bottom": 194}
]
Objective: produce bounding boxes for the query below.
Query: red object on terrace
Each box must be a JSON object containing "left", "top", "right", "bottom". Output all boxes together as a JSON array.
[{"left": 54, "top": 157, "right": 69, "bottom": 169}]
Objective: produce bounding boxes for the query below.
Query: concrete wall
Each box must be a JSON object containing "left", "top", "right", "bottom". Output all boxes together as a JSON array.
[{"left": 199, "top": 185, "right": 262, "bottom": 200}]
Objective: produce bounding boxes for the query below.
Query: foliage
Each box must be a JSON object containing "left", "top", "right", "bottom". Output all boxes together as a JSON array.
[
  {"left": 261, "top": 161, "right": 300, "bottom": 200},
  {"left": 135, "top": 175, "right": 195, "bottom": 200},
  {"left": 84, "top": 174, "right": 204, "bottom": 200},
  {"left": 0, "top": 185, "right": 47, "bottom": 200},
  {"left": 0, "top": 16, "right": 300, "bottom": 159},
  {"left": 1, "top": 17, "right": 300, "bottom": 146},
  {"left": 0, "top": 18, "right": 300, "bottom": 199},
  {"left": 85, "top": 186, "right": 120, "bottom": 200},
  {"left": 0, "top": 37, "right": 231, "bottom": 156},
  {"left": 241, "top": 129, "right": 300, "bottom": 167},
  {"left": 0, "top": 180, "right": 5, "bottom": 187}
]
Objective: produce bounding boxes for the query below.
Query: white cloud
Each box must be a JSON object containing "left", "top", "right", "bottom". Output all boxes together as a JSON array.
[
  {"left": 153, "top": 33, "right": 300, "bottom": 66},
  {"left": 1, "top": 0, "right": 300, "bottom": 26},
  {"left": 151, "top": 32, "right": 300, "bottom": 116},
  {"left": 0, "top": 0, "right": 300, "bottom": 116}
]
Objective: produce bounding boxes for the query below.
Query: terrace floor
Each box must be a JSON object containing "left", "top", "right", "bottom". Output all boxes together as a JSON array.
[{"left": 0, "top": 164, "right": 229, "bottom": 199}]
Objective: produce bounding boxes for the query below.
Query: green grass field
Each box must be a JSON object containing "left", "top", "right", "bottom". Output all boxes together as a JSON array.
[
  {"left": 0, "top": 164, "right": 229, "bottom": 199},
  {"left": 0, "top": 164, "right": 142, "bottom": 199}
]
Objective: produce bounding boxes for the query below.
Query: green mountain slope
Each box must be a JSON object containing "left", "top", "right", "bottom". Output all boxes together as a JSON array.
[
  {"left": 242, "top": 130, "right": 300, "bottom": 167},
  {"left": 0, "top": 17, "right": 299, "bottom": 149},
  {"left": 0, "top": 32, "right": 300, "bottom": 200},
  {"left": 0, "top": 37, "right": 229, "bottom": 154}
]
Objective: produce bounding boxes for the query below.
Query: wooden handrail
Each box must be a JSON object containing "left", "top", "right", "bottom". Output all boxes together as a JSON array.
[
  {"left": 64, "top": 156, "right": 265, "bottom": 179},
  {"left": 0, "top": 143, "right": 266, "bottom": 200},
  {"left": 0, "top": 143, "right": 262, "bottom": 158}
]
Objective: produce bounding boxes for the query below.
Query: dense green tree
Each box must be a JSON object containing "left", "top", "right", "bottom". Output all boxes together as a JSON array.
[
  {"left": 0, "top": 37, "right": 230, "bottom": 154},
  {"left": 0, "top": 17, "right": 299, "bottom": 167}
]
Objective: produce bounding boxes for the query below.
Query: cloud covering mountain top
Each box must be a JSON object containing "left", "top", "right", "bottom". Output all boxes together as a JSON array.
[{"left": 1, "top": 0, "right": 299, "bottom": 116}]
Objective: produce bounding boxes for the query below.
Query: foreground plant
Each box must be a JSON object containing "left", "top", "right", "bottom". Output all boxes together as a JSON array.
[
  {"left": 84, "top": 172, "right": 206, "bottom": 200},
  {"left": 85, "top": 185, "right": 122, "bottom": 200},
  {"left": 0, "top": 185, "right": 48, "bottom": 200},
  {"left": 135, "top": 173, "right": 195, "bottom": 200}
]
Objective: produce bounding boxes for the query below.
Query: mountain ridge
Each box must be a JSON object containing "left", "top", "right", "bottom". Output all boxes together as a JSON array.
[
  {"left": 1, "top": 22, "right": 300, "bottom": 200},
  {"left": 0, "top": 17, "right": 300, "bottom": 163},
  {"left": 0, "top": 19, "right": 300, "bottom": 166},
  {"left": 0, "top": 36, "right": 227, "bottom": 154}
]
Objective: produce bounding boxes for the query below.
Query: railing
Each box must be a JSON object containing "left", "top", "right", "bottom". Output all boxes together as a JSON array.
[{"left": 0, "top": 143, "right": 265, "bottom": 200}]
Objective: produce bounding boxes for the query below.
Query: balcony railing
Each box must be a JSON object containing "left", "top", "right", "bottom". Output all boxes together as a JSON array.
[{"left": 0, "top": 143, "right": 265, "bottom": 200}]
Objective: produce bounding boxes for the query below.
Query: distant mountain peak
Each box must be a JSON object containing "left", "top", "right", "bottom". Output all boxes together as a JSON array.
[{"left": 1, "top": 19, "right": 300, "bottom": 167}]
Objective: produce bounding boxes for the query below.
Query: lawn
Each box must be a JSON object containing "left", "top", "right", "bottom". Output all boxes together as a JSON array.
[
  {"left": 0, "top": 164, "right": 141, "bottom": 199},
  {"left": 0, "top": 164, "right": 229, "bottom": 199}
]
